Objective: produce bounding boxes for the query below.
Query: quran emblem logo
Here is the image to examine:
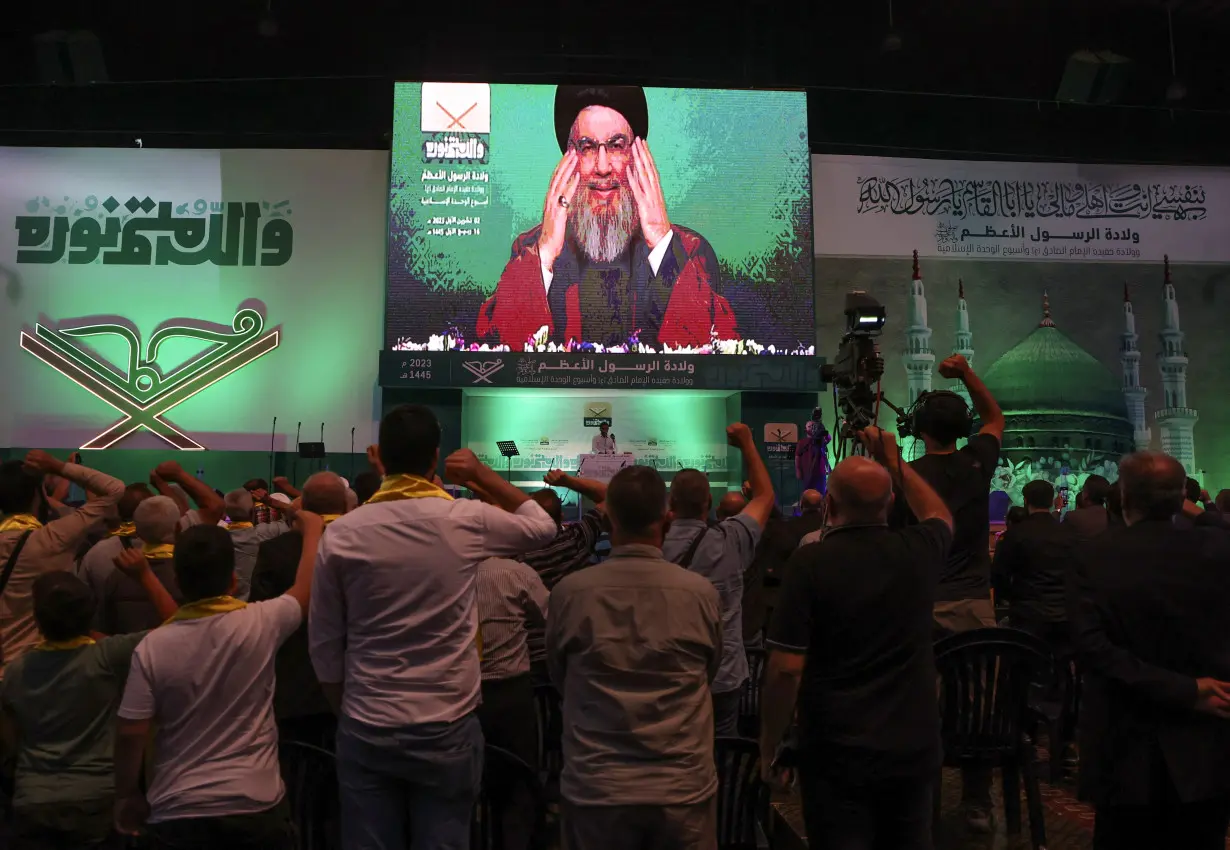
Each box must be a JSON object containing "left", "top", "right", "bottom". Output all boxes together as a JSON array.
[
  {"left": 20, "top": 306, "right": 281, "bottom": 450},
  {"left": 462, "top": 360, "right": 504, "bottom": 384}
]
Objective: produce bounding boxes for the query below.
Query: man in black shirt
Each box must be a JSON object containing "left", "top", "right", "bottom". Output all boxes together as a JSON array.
[
  {"left": 761, "top": 427, "right": 953, "bottom": 850},
  {"left": 993, "top": 479, "right": 1077, "bottom": 656},
  {"left": 904, "top": 353, "right": 1005, "bottom": 832}
]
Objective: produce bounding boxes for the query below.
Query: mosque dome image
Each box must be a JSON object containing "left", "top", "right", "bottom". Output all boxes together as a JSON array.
[{"left": 981, "top": 293, "right": 1136, "bottom": 468}]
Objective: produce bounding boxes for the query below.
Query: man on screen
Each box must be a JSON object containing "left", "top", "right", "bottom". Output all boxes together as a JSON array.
[{"left": 476, "top": 85, "right": 737, "bottom": 351}]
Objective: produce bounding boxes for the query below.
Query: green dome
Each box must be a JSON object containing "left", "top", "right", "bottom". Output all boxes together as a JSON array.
[{"left": 982, "top": 324, "right": 1126, "bottom": 419}]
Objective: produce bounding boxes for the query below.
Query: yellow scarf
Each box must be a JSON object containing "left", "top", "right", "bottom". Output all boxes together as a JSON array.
[
  {"left": 320, "top": 514, "right": 342, "bottom": 525},
  {"left": 0, "top": 514, "right": 43, "bottom": 533},
  {"left": 108, "top": 522, "right": 138, "bottom": 538},
  {"left": 35, "top": 636, "right": 96, "bottom": 651},
  {"left": 367, "top": 474, "right": 454, "bottom": 503},
  {"left": 166, "top": 595, "right": 248, "bottom": 624},
  {"left": 227, "top": 521, "right": 255, "bottom": 530},
  {"left": 142, "top": 543, "right": 175, "bottom": 561}
]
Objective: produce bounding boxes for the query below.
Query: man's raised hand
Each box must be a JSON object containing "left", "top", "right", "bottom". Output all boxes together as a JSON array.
[
  {"left": 627, "top": 138, "right": 671, "bottom": 249},
  {"left": 536, "top": 149, "right": 580, "bottom": 271}
]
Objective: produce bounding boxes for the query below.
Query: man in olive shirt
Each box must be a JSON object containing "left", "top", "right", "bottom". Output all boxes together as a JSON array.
[{"left": 548, "top": 465, "right": 722, "bottom": 850}]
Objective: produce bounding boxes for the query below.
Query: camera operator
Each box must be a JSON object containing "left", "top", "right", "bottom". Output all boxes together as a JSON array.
[
  {"left": 898, "top": 352, "right": 1005, "bottom": 832},
  {"left": 759, "top": 427, "right": 952, "bottom": 850}
]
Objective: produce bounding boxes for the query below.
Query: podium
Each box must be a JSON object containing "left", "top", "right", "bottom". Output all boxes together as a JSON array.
[{"left": 577, "top": 452, "right": 635, "bottom": 482}]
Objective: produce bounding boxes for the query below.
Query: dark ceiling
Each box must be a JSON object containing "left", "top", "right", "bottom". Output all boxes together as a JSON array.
[{"left": 4, "top": 0, "right": 1230, "bottom": 162}]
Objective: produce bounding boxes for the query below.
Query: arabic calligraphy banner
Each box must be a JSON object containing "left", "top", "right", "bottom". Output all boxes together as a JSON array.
[
  {"left": 387, "top": 83, "right": 815, "bottom": 355},
  {"left": 813, "top": 154, "right": 1230, "bottom": 262},
  {"left": 0, "top": 147, "right": 389, "bottom": 451},
  {"left": 379, "top": 351, "right": 821, "bottom": 392}
]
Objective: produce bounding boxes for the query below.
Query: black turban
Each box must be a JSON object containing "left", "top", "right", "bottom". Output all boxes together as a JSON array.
[{"left": 554, "top": 85, "right": 649, "bottom": 153}]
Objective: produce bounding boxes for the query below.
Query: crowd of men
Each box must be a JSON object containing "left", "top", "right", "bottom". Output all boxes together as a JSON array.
[{"left": 0, "top": 350, "right": 1227, "bottom": 850}]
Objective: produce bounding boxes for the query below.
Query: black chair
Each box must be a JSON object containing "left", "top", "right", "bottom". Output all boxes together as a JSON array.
[
  {"left": 1031, "top": 656, "right": 1083, "bottom": 784},
  {"left": 279, "top": 740, "right": 341, "bottom": 850},
  {"left": 934, "top": 627, "right": 1052, "bottom": 850},
  {"left": 532, "top": 683, "right": 563, "bottom": 795},
  {"left": 715, "top": 737, "right": 770, "bottom": 850},
  {"left": 473, "top": 744, "right": 548, "bottom": 850},
  {"left": 738, "top": 648, "right": 766, "bottom": 738}
]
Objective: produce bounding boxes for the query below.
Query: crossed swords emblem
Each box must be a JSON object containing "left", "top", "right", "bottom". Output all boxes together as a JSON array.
[{"left": 20, "top": 306, "right": 280, "bottom": 450}]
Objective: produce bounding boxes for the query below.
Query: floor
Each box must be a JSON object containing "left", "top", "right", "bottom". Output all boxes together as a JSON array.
[{"left": 773, "top": 755, "right": 1230, "bottom": 849}]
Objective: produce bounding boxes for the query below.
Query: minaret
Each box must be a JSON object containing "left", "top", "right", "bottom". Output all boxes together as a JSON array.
[
  {"left": 953, "top": 279, "right": 974, "bottom": 407},
  {"left": 1120, "top": 282, "right": 1151, "bottom": 451},
  {"left": 1153, "top": 255, "right": 1199, "bottom": 476},
  {"left": 904, "top": 249, "right": 935, "bottom": 405}
]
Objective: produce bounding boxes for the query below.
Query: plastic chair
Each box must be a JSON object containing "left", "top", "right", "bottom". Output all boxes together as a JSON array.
[
  {"left": 532, "top": 683, "right": 563, "bottom": 795},
  {"left": 715, "top": 736, "right": 770, "bottom": 850},
  {"left": 738, "top": 648, "right": 766, "bottom": 738},
  {"left": 472, "top": 744, "right": 548, "bottom": 850},
  {"left": 1031, "top": 656, "right": 1083, "bottom": 783},
  {"left": 934, "top": 627, "right": 1052, "bottom": 850},
  {"left": 279, "top": 740, "right": 341, "bottom": 850}
]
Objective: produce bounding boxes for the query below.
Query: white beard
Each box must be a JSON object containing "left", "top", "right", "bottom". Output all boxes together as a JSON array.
[{"left": 568, "top": 185, "right": 638, "bottom": 263}]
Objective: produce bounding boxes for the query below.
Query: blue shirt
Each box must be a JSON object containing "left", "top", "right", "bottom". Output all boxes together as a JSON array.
[{"left": 662, "top": 514, "right": 761, "bottom": 694}]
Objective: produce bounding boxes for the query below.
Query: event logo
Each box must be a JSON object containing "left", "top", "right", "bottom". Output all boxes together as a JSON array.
[
  {"left": 14, "top": 197, "right": 294, "bottom": 266},
  {"left": 421, "top": 82, "right": 491, "bottom": 164},
  {"left": 583, "top": 401, "right": 612, "bottom": 428},
  {"left": 20, "top": 306, "right": 281, "bottom": 450},
  {"left": 461, "top": 359, "right": 504, "bottom": 384},
  {"left": 764, "top": 423, "right": 799, "bottom": 443}
]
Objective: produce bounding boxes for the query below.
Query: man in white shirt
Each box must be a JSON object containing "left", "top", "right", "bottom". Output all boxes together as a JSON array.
[
  {"left": 591, "top": 422, "right": 617, "bottom": 454},
  {"left": 310, "top": 404, "right": 557, "bottom": 850},
  {"left": 113, "top": 511, "right": 323, "bottom": 849}
]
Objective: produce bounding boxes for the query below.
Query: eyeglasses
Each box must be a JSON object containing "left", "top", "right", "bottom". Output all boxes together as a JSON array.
[{"left": 572, "top": 135, "right": 631, "bottom": 160}]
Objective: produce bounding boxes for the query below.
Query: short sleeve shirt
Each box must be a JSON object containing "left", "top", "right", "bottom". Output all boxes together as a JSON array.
[
  {"left": 117, "top": 595, "right": 302, "bottom": 822},
  {"left": 0, "top": 632, "right": 146, "bottom": 806},
  {"left": 904, "top": 434, "right": 1000, "bottom": 601},
  {"left": 768, "top": 519, "right": 951, "bottom": 782}
]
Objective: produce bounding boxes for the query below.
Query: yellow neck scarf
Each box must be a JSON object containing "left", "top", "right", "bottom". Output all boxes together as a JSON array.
[
  {"left": 108, "top": 522, "right": 138, "bottom": 538},
  {"left": 142, "top": 543, "right": 175, "bottom": 561},
  {"left": 320, "top": 514, "right": 343, "bottom": 525},
  {"left": 166, "top": 595, "right": 247, "bottom": 624},
  {"left": 367, "top": 474, "right": 454, "bottom": 503},
  {"left": 227, "top": 521, "right": 255, "bottom": 530},
  {"left": 0, "top": 514, "right": 43, "bottom": 533},
  {"left": 36, "top": 636, "right": 96, "bottom": 652}
]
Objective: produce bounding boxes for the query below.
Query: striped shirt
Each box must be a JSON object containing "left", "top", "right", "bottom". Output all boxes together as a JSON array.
[
  {"left": 518, "top": 509, "right": 605, "bottom": 663},
  {"left": 476, "top": 558, "right": 549, "bottom": 681}
]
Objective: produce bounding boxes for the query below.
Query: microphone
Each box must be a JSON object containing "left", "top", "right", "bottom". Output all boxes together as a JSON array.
[{"left": 350, "top": 427, "right": 356, "bottom": 481}]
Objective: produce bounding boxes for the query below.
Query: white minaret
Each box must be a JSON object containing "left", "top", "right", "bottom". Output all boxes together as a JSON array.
[
  {"left": 1153, "top": 254, "right": 1199, "bottom": 476},
  {"left": 953, "top": 278, "right": 973, "bottom": 407},
  {"left": 1120, "top": 282, "right": 1151, "bottom": 451},
  {"left": 904, "top": 249, "right": 935, "bottom": 405}
]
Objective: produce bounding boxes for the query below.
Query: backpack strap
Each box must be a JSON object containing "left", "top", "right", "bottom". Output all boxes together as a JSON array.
[
  {"left": 674, "top": 529, "right": 708, "bottom": 570},
  {"left": 0, "top": 531, "right": 34, "bottom": 598}
]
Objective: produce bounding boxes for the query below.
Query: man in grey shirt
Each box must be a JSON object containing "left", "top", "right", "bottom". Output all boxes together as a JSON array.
[
  {"left": 548, "top": 465, "right": 722, "bottom": 850},
  {"left": 662, "top": 422, "right": 775, "bottom": 736}
]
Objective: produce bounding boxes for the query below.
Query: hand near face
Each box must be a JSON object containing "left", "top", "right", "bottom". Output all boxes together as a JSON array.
[
  {"left": 23, "top": 450, "right": 65, "bottom": 476},
  {"left": 627, "top": 137, "right": 672, "bottom": 249},
  {"left": 445, "top": 449, "right": 484, "bottom": 486},
  {"left": 537, "top": 149, "right": 580, "bottom": 271}
]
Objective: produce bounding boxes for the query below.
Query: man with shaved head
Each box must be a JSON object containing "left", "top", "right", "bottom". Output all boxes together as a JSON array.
[
  {"left": 717, "top": 491, "right": 747, "bottom": 521},
  {"left": 1070, "top": 451, "right": 1230, "bottom": 849},
  {"left": 760, "top": 427, "right": 953, "bottom": 850},
  {"left": 251, "top": 471, "right": 346, "bottom": 747}
]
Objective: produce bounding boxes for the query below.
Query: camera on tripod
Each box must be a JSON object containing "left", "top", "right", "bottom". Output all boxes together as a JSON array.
[{"left": 820, "top": 291, "right": 887, "bottom": 438}]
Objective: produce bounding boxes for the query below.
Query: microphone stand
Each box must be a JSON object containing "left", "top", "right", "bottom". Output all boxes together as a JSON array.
[
  {"left": 320, "top": 422, "right": 325, "bottom": 474},
  {"left": 350, "top": 427, "right": 356, "bottom": 482},
  {"left": 293, "top": 422, "right": 302, "bottom": 487},
  {"left": 269, "top": 416, "right": 277, "bottom": 488}
]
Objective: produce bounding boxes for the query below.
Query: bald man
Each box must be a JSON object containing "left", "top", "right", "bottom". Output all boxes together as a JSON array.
[
  {"left": 761, "top": 429, "right": 953, "bottom": 850},
  {"left": 250, "top": 471, "right": 348, "bottom": 747},
  {"left": 1070, "top": 452, "right": 1230, "bottom": 850},
  {"left": 717, "top": 492, "right": 747, "bottom": 521}
]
